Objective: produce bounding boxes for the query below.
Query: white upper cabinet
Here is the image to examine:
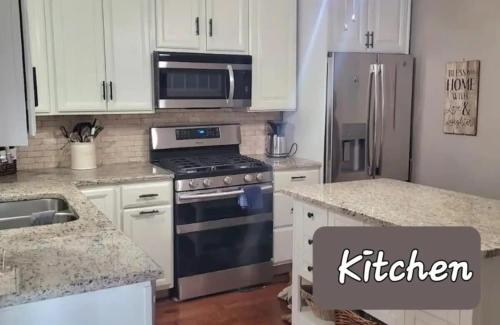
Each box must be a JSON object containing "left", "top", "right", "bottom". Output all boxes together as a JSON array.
[
  {"left": 330, "top": 0, "right": 369, "bottom": 52},
  {"left": 27, "top": 0, "right": 154, "bottom": 115},
  {"left": 249, "top": 0, "right": 297, "bottom": 111},
  {"left": 156, "top": 0, "right": 249, "bottom": 54},
  {"left": 50, "top": 0, "right": 107, "bottom": 112},
  {"left": 26, "top": 0, "right": 52, "bottom": 114},
  {"left": 104, "top": 0, "right": 154, "bottom": 112},
  {"left": 331, "top": 0, "right": 411, "bottom": 54},
  {"left": 156, "top": 0, "right": 205, "bottom": 51},
  {"left": 205, "top": 0, "right": 249, "bottom": 53},
  {"left": 367, "top": 0, "right": 411, "bottom": 53}
]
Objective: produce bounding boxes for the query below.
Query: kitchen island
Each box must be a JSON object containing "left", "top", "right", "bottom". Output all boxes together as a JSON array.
[
  {"left": 281, "top": 179, "right": 500, "bottom": 325},
  {"left": 0, "top": 163, "right": 174, "bottom": 325}
]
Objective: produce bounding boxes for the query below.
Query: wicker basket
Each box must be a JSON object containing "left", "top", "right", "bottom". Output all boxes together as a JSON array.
[
  {"left": 0, "top": 160, "right": 16, "bottom": 177},
  {"left": 300, "top": 286, "right": 378, "bottom": 324}
]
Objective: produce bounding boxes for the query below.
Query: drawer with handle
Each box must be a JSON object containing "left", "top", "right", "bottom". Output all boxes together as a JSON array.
[
  {"left": 274, "top": 169, "right": 320, "bottom": 191},
  {"left": 300, "top": 261, "right": 314, "bottom": 282},
  {"left": 302, "top": 203, "right": 328, "bottom": 241},
  {"left": 121, "top": 181, "right": 172, "bottom": 209}
]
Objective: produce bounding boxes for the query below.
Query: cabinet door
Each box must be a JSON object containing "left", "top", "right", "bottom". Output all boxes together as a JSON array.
[
  {"left": 103, "top": 0, "right": 153, "bottom": 112},
  {"left": 405, "top": 311, "right": 453, "bottom": 325},
  {"left": 250, "top": 0, "right": 296, "bottom": 111},
  {"left": 273, "top": 227, "right": 293, "bottom": 265},
  {"left": 365, "top": 310, "right": 405, "bottom": 325},
  {"left": 123, "top": 206, "right": 173, "bottom": 290},
  {"left": 274, "top": 192, "right": 294, "bottom": 228},
  {"left": 80, "top": 187, "right": 120, "bottom": 228},
  {"left": 331, "top": 0, "right": 369, "bottom": 52},
  {"left": 0, "top": 0, "right": 28, "bottom": 146},
  {"left": 206, "top": 0, "right": 249, "bottom": 53},
  {"left": 50, "top": 0, "right": 107, "bottom": 112},
  {"left": 367, "top": 0, "right": 411, "bottom": 54},
  {"left": 156, "top": 0, "right": 205, "bottom": 51},
  {"left": 26, "top": 0, "right": 52, "bottom": 114}
]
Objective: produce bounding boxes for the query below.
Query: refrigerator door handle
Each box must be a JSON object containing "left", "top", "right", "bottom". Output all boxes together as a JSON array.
[
  {"left": 376, "top": 64, "right": 385, "bottom": 175},
  {"left": 324, "top": 52, "right": 335, "bottom": 183},
  {"left": 367, "top": 64, "right": 377, "bottom": 177},
  {"left": 373, "top": 64, "right": 380, "bottom": 177}
]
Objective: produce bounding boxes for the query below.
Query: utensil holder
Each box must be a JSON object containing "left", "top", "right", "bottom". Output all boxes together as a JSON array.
[
  {"left": 0, "top": 160, "right": 16, "bottom": 177},
  {"left": 71, "top": 142, "right": 97, "bottom": 170}
]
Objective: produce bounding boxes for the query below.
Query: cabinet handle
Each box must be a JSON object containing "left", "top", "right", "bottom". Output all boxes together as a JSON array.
[
  {"left": 32, "top": 67, "right": 39, "bottom": 107},
  {"left": 109, "top": 81, "right": 113, "bottom": 101},
  {"left": 139, "top": 193, "right": 159, "bottom": 198},
  {"left": 195, "top": 17, "right": 200, "bottom": 36},
  {"left": 369, "top": 31, "right": 374, "bottom": 48},
  {"left": 209, "top": 18, "right": 213, "bottom": 37},
  {"left": 365, "top": 31, "right": 370, "bottom": 48},
  {"left": 308, "top": 239, "right": 313, "bottom": 245},
  {"left": 139, "top": 209, "right": 160, "bottom": 216},
  {"left": 307, "top": 266, "right": 313, "bottom": 272},
  {"left": 291, "top": 176, "right": 306, "bottom": 181},
  {"left": 102, "top": 81, "right": 107, "bottom": 100},
  {"left": 307, "top": 212, "right": 314, "bottom": 219}
]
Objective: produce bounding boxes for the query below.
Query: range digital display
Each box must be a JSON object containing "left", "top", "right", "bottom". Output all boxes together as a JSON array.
[{"left": 176, "top": 127, "right": 220, "bottom": 140}]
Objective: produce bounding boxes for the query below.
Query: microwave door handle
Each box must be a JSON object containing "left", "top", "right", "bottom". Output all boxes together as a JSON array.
[{"left": 227, "top": 64, "right": 235, "bottom": 104}]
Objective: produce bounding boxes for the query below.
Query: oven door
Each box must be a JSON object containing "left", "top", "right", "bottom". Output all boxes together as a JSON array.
[
  {"left": 156, "top": 61, "right": 251, "bottom": 109},
  {"left": 174, "top": 184, "right": 273, "bottom": 278}
]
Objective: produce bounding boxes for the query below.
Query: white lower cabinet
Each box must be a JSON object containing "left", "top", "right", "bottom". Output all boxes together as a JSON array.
[
  {"left": 273, "top": 168, "right": 320, "bottom": 266},
  {"left": 273, "top": 227, "right": 293, "bottom": 264},
  {"left": 366, "top": 310, "right": 405, "bottom": 325},
  {"left": 80, "top": 180, "right": 173, "bottom": 290},
  {"left": 80, "top": 186, "right": 120, "bottom": 227},
  {"left": 290, "top": 197, "right": 467, "bottom": 325},
  {"left": 123, "top": 206, "right": 173, "bottom": 290},
  {"left": 0, "top": 282, "right": 153, "bottom": 325},
  {"left": 406, "top": 311, "right": 454, "bottom": 325}
]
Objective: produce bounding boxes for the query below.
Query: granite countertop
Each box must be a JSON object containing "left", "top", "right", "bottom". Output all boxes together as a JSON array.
[
  {"left": 0, "top": 162, "right": 174, "bottom": 186},
  {"left": 0, "top": 163, "right": 174, "bottom": 308},
  {"left": 249, "top": 154, "right": 322, "bottom": 171},
  {"left": 281, "top": 178, "right": 500, "bottom": 257}
]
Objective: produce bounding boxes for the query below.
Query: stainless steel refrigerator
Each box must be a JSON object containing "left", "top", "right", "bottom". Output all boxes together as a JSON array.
[{"left": 324, "top": 52, "right": 414, "bottom": 183}]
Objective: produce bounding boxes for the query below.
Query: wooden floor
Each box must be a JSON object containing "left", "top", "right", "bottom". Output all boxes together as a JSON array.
[{"left": 155, "top": 281, "right": 290, "bottom": 325}]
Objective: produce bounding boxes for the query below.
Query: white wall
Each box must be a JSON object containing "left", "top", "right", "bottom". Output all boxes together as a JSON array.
[
  {"left": 285, "top": 0, "right": 329, "bottom": 169},
  {"left": 411, "top": 0, "right": 500, "bottom": 199}
]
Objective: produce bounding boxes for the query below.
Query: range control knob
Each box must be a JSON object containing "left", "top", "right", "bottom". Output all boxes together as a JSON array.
[
  {"left": 203, "top": 179, "right": 211, "bottom": 187},
  {"left": 223, "top": 176, "right": 232, "bottom": 185},
  {"left": 188, "top": 180, "right": 198, "bottom": 188},
  {"left": 244, "top": 174, "right": 254, "bottom": 182},
  {"left": 256, "top": 173, "right": 264, "bottom": 182}
]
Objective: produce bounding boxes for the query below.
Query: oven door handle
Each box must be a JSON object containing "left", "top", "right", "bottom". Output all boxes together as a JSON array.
[
  {"left": 177, "top": 185, "right": 273, "bottom": 203},
  {"left": 176, "top": 213, "right": 273, "bottom": 234}
]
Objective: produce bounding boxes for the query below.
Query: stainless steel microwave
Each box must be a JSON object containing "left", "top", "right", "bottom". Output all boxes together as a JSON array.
[{"left": 153, "top": 52, "right": 252, "bottom": 109}]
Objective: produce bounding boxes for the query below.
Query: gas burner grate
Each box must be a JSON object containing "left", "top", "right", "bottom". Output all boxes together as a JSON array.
[{"left": 158, "top": 154, "right": 266, "bottom": 175}]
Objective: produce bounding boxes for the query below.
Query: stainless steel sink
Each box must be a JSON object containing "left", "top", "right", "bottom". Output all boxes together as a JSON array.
[{"left": 0, "top": 198, "right": 78, "bottom": 231}]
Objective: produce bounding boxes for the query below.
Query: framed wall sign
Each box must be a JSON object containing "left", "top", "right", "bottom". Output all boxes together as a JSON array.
[{"left": 444, "top": 60, "right": 480, "bottom": 136}]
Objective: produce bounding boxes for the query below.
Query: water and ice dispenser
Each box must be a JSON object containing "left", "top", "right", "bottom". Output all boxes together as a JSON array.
[{"left": 340, "top": 123, "right": 366, "bottom": 173}]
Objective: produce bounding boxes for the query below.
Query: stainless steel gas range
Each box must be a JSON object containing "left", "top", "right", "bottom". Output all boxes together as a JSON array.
[{"left": 150, "top": 124, "right": 273, "bottom": 301}]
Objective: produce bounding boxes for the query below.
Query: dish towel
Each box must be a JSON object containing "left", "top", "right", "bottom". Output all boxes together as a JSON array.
[
  {"left": 238, "top": 186, "right": 264, "bottom": 210},
  {"left": 30, "top": 210, "right": 56, "bottom": 226}
]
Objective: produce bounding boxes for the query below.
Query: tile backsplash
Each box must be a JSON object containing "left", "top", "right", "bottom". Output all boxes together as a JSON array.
[{"left": 17, "top": 110, "right": 280, "bottom": 170}]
